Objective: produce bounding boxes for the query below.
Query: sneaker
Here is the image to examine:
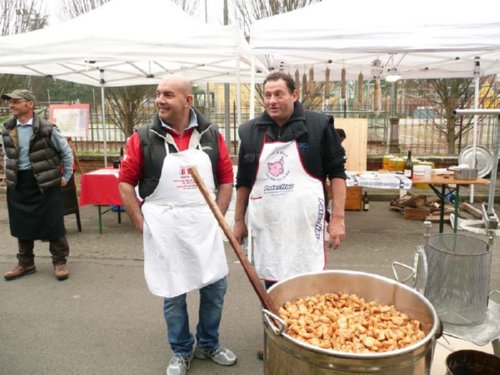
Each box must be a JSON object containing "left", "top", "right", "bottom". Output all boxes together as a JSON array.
[
  {"left": 54, "top": 264, "right": 70, "bottom": 281},
  {"left": 166, "top": 353, "right": 193, "bottom": 375},
  {"left": 4, "top": 264, "right": 36, "bottom": 281},
  {"left": 194, "top": 345, "right": 237, "bottom": 366}
]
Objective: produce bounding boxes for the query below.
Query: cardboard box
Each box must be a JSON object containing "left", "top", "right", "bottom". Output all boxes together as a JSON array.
[{"left": 345, "top": 186, "right": 363, "bottom": 211}]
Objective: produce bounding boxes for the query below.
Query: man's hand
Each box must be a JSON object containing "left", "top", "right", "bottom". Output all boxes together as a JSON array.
[
  {"left": 327, "top": 219, "right": 345, "bottom": 249},
  {"left": 60, "top": 177, "right": 68, "bottom": 187},
  {"left": 233, "top": 219, "right": 248, "bottom": 245}
]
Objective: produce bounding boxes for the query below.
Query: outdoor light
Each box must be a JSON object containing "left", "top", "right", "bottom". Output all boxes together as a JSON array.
[
  {"left": 370, "top": 58, "right": 383, "bottom": 79},
  {"left": 385, "top": 68, "right": 401, "bottom": 82}
]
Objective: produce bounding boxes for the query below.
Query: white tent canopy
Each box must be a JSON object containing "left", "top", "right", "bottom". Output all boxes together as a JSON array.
[
  {"left": 0, "top": 0, "right": 266, "bottom": 86},
  {"left": 0, "top": 0, "right": 268, "bottom": 166},
  {"left": 250, "top": 0, "right": 500, "bottom": 81}
]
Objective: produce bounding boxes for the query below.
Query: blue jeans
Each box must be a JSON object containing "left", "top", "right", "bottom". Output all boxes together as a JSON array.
[{"left": 163, "top": 276, "right": 227, "bottom": 357}]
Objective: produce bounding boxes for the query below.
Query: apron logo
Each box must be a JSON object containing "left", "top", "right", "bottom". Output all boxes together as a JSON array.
[
  {"left": 315, "top": 197, "right": 325, "bottom": 239},
  {"left": 266, "top": 152, "right": 289, "bottom": 181}
]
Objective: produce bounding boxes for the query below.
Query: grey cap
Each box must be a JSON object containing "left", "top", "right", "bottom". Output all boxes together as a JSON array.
[{"left": 2, "top": 89, "right": 36, "bottom": 103}]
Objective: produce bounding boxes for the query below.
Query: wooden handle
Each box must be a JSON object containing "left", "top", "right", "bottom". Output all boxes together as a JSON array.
[{"left": 189, "top": 166, "right": 279, "bottom": 315}]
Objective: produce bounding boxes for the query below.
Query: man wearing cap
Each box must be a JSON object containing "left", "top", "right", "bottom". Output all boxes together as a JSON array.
[{"left": 1, "top": 89, "right": 74, "bottom": 281}]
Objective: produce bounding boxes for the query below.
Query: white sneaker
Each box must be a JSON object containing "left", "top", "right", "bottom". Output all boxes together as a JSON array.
[
  {"left": 166, "top": 353, "right": 193, "bottom": 375},
  {"left": 194, "top": 345, "right": 237, "bottom": 366}
]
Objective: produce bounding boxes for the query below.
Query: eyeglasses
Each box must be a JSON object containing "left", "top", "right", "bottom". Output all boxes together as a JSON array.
[{"left": 6, "top": 99, "right": 29, "bottom": 104}]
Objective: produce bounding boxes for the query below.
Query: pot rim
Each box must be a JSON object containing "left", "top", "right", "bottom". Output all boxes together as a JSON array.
[{"left": 266, "top": 269, "right": 440, "bottom": 359}]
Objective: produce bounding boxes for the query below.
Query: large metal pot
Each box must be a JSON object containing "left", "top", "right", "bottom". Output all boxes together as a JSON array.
[{"left": 263, "top": 270, "right": 440, "bottom": 375}]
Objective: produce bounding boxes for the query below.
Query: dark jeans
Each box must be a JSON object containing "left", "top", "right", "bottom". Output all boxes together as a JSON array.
[{"left": 17, "top": 236, "right": 70, "bottom": 266}]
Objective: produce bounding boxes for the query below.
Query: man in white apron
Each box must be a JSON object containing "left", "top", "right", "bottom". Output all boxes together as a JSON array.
[
  {"left": 234, "top": 72, "right": 346, "bottom": 361},
  {"left": 118, "top": 75, "right": 236, "bottom": 375},
  {"left": 234, "top": 71, "right": 347, "bottom": 287}
]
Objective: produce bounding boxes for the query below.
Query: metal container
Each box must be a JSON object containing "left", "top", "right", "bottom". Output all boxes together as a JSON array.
[
  {"left": 446, "top": 350, "right": 500, "bottom": 375},
  {"left": 263, "top": 270, "right": 440, "bottom": 375},
  {"left": 452, "top": 167, "right": 478, "bottom": 180},
  {"left": 425, "top": 233, "right": 492, "bottom": 325}
]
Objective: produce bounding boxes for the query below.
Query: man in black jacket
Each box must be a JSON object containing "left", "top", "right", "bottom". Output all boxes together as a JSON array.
[{"left": 234, "top": 72, "right": 346, "bottom": 290}]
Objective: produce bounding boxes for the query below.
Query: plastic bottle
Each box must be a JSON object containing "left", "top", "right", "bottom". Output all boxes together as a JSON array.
[{"left": 403, "top": 150, "right": 413, "bottom": 179}]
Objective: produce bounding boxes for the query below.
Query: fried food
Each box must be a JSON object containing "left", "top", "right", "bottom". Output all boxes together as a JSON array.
[{"left": 279, "top": 292, "right": 425, "bottom": 353}]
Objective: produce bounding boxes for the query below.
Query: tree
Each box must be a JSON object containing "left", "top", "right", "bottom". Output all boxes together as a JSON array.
[
  {"left": 405, "top": 76, "right": 498, "bottom": 154},
  {"left": 233, "top": 0, "right": 323, "bottom": 110},
  {"left": 233, "top": 0, "right": 321, "bottom": 38},
  {"left": 0, "top": 0, "right": 47, "bottom": 35},
  {"left": 0, "top": 0, "right": 48, "bottom": 94}
]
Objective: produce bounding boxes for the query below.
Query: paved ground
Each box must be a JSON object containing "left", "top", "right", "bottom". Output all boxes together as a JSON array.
[{"left": 0, "top": 192, "right": 498, "bottom": 374}]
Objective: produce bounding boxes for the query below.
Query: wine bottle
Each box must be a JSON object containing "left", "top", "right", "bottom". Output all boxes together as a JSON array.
[
  {"left": 363, "top": 191, "right": 369, "bottom": 211},
  {"left": 403, "top": 150, "right": 413, "bottom": 179},
  {"left": 119, "top": 147, "right": 124, "bottom": 167}
]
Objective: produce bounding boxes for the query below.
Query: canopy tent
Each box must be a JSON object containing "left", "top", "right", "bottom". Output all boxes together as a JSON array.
[
  {"left": 249, "top": 0, "right": 500, "bottom": 81},
  {"left": 0, "top": 0, "right": 267, "bottom": 165},
  {"left": 249, "top": 0, "right": 500, "bottom": 205},
  {"left": 0, "top": 0, "right": 266, "bottom": 85}
]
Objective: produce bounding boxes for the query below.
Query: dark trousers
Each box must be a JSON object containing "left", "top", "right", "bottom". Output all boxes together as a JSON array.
[{"left": 17, "top": 236, "right": 70, "bottom": 266}]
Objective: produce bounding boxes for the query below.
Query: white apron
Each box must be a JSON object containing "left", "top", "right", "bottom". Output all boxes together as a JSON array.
[
  {"left": 141, "top": 132, "right": 228, "bottom": 298},
  {"left": 249, "top": 139, "right": 326, "bottom": 281}
]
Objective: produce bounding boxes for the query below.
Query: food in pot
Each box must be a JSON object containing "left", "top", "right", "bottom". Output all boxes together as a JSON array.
[{"left": 279, "top": 292, "right": 425, "bottom": 353}]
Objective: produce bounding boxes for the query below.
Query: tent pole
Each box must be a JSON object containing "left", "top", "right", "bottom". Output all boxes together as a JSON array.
[
  {"left": 236, "top": 57, "right": 241, "bottom": 137},
  {"left": 469, "top": 57, "right": 480, "bottom": 203},
  {"left": 100, "top": 83, "right": 108, "bottom": 168},
  {"left": 250, "top": 55, "right": 255, "bottom": 119}
]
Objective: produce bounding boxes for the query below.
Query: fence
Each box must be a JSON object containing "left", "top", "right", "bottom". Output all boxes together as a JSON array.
[{"left": 1, "top": 106, "right": 498, "bottom": 157}]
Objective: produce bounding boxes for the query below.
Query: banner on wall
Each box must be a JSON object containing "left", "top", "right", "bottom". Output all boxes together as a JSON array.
[{"left": 49, "top": 104, "right": 90, "bottom": 138}]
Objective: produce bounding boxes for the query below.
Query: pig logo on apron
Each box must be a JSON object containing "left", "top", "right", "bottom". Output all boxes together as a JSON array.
[{"left": 249, "top": 140, "right": 326, "bottom": 281}]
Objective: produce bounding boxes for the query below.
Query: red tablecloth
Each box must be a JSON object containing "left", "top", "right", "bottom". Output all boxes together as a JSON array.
[{"left": 79, "top": 168, "right": 122, "bottom": 206}]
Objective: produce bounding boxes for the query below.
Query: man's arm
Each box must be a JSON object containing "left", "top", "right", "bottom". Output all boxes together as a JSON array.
[
  {"left": 215, "top": 183, "right": 233, "bottom": 216},
  {"left": 119, "top": 182, "right": 143, "bottom": 233},
  {"left": 233, "top": 186, "right": 250, "bottom": 245},
  {"left": 328, "top": 178, "right": 346, "bottom": 249},
  {"left": 51, "top": 127, "right": 74, "bottom": 186}
]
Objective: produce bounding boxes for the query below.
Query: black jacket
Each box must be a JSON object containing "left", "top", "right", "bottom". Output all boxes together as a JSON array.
[
  {"left": 236, "top": 101, "right": 346, "bottom": 191},
  {"left": 136, "top": 107, "right": 220, "bottom": 199}
]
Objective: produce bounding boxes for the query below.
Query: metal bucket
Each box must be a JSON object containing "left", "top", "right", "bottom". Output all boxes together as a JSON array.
[
  {"left": 425, "top": 233, "right": 492, "bottom": 325},
  {"left": 446, "top": 350, "right": 500, "bottom": 375},
  {"left": 263, "top": 270, "right": 440, "bottom": 375}
]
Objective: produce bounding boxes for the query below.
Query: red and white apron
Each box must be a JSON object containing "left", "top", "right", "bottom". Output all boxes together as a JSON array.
[
  {"left": 248, "top": 139, "right": 326, "bottom": 281},
  {"left": 141, "top": 132, "right": 227, "bottom": 298}
]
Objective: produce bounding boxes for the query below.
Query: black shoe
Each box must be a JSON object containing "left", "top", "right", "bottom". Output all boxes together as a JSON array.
[{"left": 257, "top": 349, "right": 264, "bottom": 361}]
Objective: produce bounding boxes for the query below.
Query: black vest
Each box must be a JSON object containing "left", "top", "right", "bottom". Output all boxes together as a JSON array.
[
  {"left": 136, "top": 109, "right": 220, "bottom": 199},
  {"left": 2, "top": 114, "right": 62, "bottom": 192}
]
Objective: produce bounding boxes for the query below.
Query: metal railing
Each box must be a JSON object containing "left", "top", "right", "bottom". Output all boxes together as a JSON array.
[{"left": 1, "top": 106, "right": 497, "bottom": 157}]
